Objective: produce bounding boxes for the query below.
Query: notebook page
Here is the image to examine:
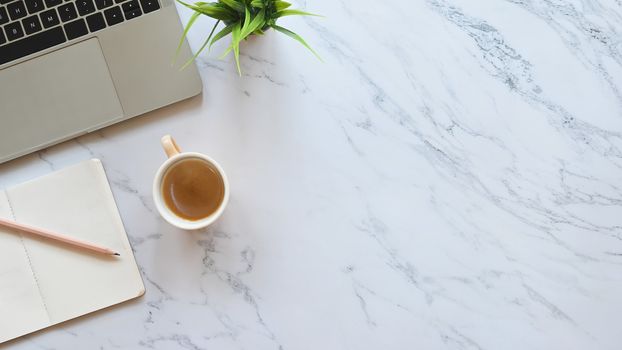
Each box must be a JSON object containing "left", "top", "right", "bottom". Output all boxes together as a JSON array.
[
  {"left": 0, "top": 191, "right": 50, "bottom": 342},
  {"left": 5, "top": 159, "right": 144, "bottom": 325}
]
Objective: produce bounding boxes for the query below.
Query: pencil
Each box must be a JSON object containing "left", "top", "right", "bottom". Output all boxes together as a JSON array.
[{"left": 0, "top": 217, "right": 120, "bottom": 256}]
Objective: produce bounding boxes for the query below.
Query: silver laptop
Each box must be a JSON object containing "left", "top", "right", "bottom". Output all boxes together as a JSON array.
[{"left": 0, "top": 0, "right": 202, "bottom": 163}]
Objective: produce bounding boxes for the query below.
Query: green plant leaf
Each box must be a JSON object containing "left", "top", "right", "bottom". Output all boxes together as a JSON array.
[
  {"left": 177, "top": 0, "right": 209, "bottom": 13},
  {"left": 195, "top": 3, "right": 237, "bottom": 20},
  {"left": 240, "top": 4, "right": 250, "bottom": 38},
  {"left": 173, "top": 9, "right": 201, "bottom": 64},
  {"left": 177, "top": 0, "right": 208, "bottom": 15},
  {"left": 275, "top": 1, "right": 291, "bottom": 11},
  {"left": 271, "top": 24, "right": 322, "bottom": 61},
  {"left": 241, "top": 8, "right": 264, "bottom": 38},
  {"left": 176, "top": 0, "right": 199, "bottom": 10},
  {"left": 219, "top": 45, "right": 233, "bottom": 59},
  {"left": 209, "top": 22, "right": 235, "bottom": 50},
  {"left": 176, "top": 0, "right": 322, "bottom": 74},
  {"left": 181, "top": 19, "right": 221, "bottom": 69},
  {"left": 276, "top": 9, "right": 321, "bottom": 18},
  {"left": 177, "top": 0, "right": 235, "bottom": 20},
  {"left": 230, "top": 22, "right": 242, "bottom": 75},
  {"left": 220, "top": 0, "right": 244, "bottom": 12}
]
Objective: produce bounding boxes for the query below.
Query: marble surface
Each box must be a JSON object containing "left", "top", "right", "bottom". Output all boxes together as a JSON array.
[{"left": 2, "top": 0, "right": 622, "bottom": 349}]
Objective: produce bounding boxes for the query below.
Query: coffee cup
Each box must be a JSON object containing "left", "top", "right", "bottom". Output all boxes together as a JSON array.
[{"left": 153, "top": 135, "right": 229, "bottom": 230}]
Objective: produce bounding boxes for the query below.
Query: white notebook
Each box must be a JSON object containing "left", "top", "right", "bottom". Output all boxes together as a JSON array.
[{"left": 0, "top": 159, "right": 145, "bottom": 343}]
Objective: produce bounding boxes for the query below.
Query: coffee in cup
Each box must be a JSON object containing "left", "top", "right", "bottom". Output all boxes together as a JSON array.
[{"left": 153, "top": 135, "right": 229, "bottom": 230}]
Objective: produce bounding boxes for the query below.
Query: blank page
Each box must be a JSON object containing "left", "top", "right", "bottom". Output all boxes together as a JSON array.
[
  {"left": 0, "top": 191, "right": 50, "bottom": 341},
  {"left": 0, "top": 159, "right": 144, "bottom": 343}
]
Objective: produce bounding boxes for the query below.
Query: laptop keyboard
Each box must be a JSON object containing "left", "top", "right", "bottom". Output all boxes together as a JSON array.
[{"left": 0, "top": 0, "right": 160, "bottom": 65}]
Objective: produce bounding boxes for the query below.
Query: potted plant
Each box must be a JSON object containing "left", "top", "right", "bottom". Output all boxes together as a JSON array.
[{"left": 176, "top": 0, "right": 321, "bottom": 74}]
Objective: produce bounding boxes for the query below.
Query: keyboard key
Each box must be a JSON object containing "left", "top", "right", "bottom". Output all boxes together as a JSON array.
[
  {"left": 123, "top": 7, "right": 139, "bottom": 19},
  {"left": 7, "top": 1, "right": 27, "bottom": 20},
  {"left": 39, "top": 8, "right": 59, "bottom": 27},
  {"left": 4, "top": 21, "right": 23, "bottom": 41},
  {"left": 57, "top": 2, "right": 76, "bottom": 21},
  {"left": 0, "top": 7, "right": 9, "bottom": 25},
  {"left": 44, "top": 0, "right": 61, "bottom": 7},
  {"left": 103, "top": 5, "right": 121, "bottom": 25},
  {"left": 120, "top": 0, "right": 135, "bottom": 11},
  {"left": 75, "top": 0, "right": 94, "bottom": 15},
  {"left": 22, "top": 14, "right": 41, "bottom": 33},
  {"left": 24, "top": 0, "right": 43, "bottom": 13},
  {"left": 63, "top": 17, "right": 87, "bottom": 39},
  {"left": 0, "top": 0, "right": 13, "bottom": 5},
  {"left": 85, "top": 11, "right": 104, "bottom": 31},
  {"left": 0, "top": 26, "right": 65, "bottom": 64},
  {"left": 139, "top": 0, "right": 157, "bottom": 13},
  {"left": 0, "top": 27, "right": 5, "bottom": 44},
  {"left": 4, "top": 21, "right": 23, "bottom": 40},
  {"left": 94, "top": 0, "right": 111, "bottom": 9}
]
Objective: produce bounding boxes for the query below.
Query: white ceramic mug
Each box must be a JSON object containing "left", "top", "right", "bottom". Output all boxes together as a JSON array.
[{"left": 153, "top": 135, "right": 230, "bottom": 230}]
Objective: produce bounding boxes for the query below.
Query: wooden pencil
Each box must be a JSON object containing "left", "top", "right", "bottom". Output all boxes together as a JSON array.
[{"left": 0, "top": 217, "right": 120, "bottom": 256}]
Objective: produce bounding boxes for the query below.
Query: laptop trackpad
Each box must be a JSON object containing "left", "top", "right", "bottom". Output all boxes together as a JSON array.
[{"left": 0, "top": 38, "right": 123, "bottom": 160}]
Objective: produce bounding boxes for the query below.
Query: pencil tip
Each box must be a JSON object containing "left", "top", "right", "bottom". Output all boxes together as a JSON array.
[{"left": 113, "top": 252, "right": 120, "bottom": 256}]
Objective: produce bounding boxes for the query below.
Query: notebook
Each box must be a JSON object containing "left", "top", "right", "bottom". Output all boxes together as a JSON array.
[{"left": 0, "top": 159, "right": 145, "bottom": 344}]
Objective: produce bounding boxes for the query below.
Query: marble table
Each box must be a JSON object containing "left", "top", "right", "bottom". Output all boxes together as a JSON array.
[{"left": 2, "top": 0, "right": 622, "bottom": 349}]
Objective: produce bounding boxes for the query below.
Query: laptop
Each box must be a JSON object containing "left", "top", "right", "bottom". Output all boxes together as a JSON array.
[{"left": 0, "top": 0, "right": 202, "bottom": 164}]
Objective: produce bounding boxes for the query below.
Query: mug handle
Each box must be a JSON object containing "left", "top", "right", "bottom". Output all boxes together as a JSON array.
[{"left": 161, "top": 135, "right": 181, "bottom": 158}]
